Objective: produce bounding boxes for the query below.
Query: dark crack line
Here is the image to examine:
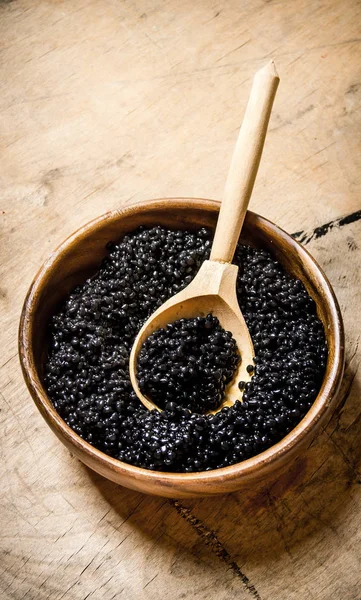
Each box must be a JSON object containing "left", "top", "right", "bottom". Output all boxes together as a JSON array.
[
  {"left": 292, "top": 209, "right": 361, "bottom": 245},
  {"left": 168, "top": 499, "right": 261, "bottom": 600}
]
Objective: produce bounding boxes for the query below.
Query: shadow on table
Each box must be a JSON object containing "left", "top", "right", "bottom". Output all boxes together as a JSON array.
[{"left": 85, "top": 362, "right": 361, "bottom": 569}]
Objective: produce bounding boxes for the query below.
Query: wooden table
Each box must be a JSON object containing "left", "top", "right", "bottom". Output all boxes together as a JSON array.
[{"left": 1, "top": 1, "right": 360, "bottom": 598}]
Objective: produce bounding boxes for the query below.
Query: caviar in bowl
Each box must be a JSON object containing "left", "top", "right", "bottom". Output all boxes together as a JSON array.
[{"left": 19, "top": 198, "right": 345, "bottom": 498}]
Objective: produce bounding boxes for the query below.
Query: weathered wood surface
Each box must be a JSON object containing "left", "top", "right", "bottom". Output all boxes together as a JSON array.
[{"left": 1, "top": 0, "right": 360, "bottom": 598}]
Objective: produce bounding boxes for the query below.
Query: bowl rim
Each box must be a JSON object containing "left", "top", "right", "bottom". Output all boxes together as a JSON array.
[{"left": 19, "top": 197, "right": 345, "bottom": 487}]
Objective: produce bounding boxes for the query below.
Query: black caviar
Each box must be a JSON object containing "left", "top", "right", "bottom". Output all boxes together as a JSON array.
[
  {"left": 44, "top": 226, "right": 327, "bottom": 472},
  {"left": 137, "top": 315, "right": 240, "bottom": 414}
]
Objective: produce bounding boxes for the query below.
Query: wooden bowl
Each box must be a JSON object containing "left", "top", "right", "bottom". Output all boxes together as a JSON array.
[{"left": 19, "top": 198, "right": 345, "bottom": 498}]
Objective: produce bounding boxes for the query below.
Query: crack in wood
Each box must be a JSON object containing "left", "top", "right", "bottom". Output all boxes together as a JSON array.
[
  {"left": 143, "top": 573, "right": 158, "bottom": 589},
  {"left": 168, "top": 499, "right": 261, "bottom": 600},
  {"left": 292, "top": 209, "right": 361, "bottom": 245}
]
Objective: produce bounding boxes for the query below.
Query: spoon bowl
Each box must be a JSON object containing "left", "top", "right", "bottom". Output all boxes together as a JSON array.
[{"left": 129, "top": 260, "right": 254, "bottom": 413}]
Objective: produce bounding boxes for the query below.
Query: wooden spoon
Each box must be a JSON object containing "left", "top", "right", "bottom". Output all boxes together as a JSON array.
[{"left": 129, "top": 60, "right": 280, "bottom": 413}]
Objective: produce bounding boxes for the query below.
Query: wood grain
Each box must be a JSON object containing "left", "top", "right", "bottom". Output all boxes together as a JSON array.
[{"left": 1, "top": 0, "right": 361, "bottom": 598}]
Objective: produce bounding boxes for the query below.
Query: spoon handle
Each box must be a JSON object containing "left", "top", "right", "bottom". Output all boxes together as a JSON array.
[{"left": 210, "top": 60, "right": 280, "bottom": 263}]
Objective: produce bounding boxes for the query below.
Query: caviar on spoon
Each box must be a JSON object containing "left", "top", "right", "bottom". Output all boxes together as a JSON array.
[
  {"left": 137, "top": 314, "right": 241, "bottom": 414},
  {"left": 130, "top": 60, "right": 280, "bottom": 413}
]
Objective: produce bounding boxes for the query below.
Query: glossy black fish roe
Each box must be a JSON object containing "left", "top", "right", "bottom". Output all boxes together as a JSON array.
[
  {"left": 137, "top": 315, "right": 240, "bottom": 413},
  {"left": 44, "top": 225, "right": 328, "bottom": 473}
]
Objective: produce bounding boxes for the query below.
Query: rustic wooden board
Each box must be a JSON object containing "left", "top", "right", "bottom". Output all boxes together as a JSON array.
[{"left": 1, "top": 0, "right": 360, "bottom": 598}]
